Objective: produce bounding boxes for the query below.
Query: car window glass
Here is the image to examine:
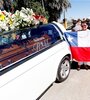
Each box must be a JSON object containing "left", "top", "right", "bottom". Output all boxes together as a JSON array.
[
  {"left": 0, "top": 24, "right": 62, "bottom": 72},
  {"left": 36, "top": 24, "right": 62, "bottom": 43}
]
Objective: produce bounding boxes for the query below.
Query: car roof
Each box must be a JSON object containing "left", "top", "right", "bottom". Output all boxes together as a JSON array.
[{"left": 52, "top": 21, "right": 66, "bottom": 33}]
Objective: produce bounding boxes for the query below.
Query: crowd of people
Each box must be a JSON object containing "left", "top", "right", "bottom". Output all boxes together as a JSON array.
[
  {"left": 71, "top": 18, "right": 90, "bottom": 70},
  {"left": 71, "top": 18, "right": 90, "bottom": 31}
]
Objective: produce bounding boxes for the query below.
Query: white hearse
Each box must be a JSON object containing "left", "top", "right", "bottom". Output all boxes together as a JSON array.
[{"left": 0, "top": 21, "right": 72, "bottom": 100}]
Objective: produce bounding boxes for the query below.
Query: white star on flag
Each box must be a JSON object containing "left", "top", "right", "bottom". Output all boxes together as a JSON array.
[{"left": 67, "top": 35, "right": 73, "bottom": 43}]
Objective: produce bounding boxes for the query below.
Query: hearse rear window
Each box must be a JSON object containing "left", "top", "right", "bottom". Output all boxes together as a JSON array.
[{"left": 0, "top": 24, "right": 61, "bottom": 71}]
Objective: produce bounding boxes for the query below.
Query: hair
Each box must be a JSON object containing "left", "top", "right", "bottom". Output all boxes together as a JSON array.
[
  {"left": 81, "top": 20, "right": 87, "bottom": 24},
  {"left": 81, "top": 20, "right": 88, "bottom": 26},
  {"left": 77, "top": 19, "right": 81, "bottom": 22}
]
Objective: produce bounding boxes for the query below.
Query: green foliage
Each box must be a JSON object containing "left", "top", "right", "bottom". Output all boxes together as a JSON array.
[
  {"left": 14, "top": 0, "right": 49, "bottom": 19},
  {"left": 44, "top": 0, "right": 71, "bottom": 22},
  {"left": 4, "top": 0, "right": 71, "bottom": 22},
  {"left": 29, "top": 1, "right": 49, "bottom": 19}
]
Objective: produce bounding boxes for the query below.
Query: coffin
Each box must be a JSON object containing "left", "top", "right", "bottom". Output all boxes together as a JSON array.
[{"left": 0, "top": 27, "right": 51, "bottom": 71}]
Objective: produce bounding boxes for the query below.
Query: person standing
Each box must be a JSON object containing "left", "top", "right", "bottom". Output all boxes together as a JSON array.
[
  {"left": 72, "top": 19, "right": 82, "bottom": 31},
  {"left": 77, "top": 21, "right": 90, "bottom": 70}
]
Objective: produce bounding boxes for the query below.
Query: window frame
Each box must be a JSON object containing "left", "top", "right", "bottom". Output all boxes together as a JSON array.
[{"left": 0, "top": 24, "right": 64, "bottom": 74}]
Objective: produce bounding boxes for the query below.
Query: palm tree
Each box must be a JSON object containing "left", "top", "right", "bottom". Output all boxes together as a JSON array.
[
  {"left": 44, "top": 0, "right": 71, "bottom": 22},
  {"left": 3, "top": 0, "right": 71, "bottom": 22}
]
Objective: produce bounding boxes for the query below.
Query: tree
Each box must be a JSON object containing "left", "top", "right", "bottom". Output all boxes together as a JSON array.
[
  {"left": 14, "top": 0, "right": 25, "bottom": 10},
  {"left": 27, "top": 1, "right": 49, "bottom": 19},
  {"left": 3, "top": 0, "right": 71, "bottom": 22},
  {"left": 44, "top": 0, "right": 71, "bottom": 22},
  {"left": 14, "top": 0, "right": 49, "bottom": 19}
]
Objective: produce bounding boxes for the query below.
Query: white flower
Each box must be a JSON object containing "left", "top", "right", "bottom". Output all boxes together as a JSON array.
[
  {"left": 0, "top": 21, "right": 9, "bottom": 31},
  {"left": 20, "top": 12, "right": 27, "bottom": 18},
  {"left": 0, "top": 7, "right": 46, "bottom": 33}
]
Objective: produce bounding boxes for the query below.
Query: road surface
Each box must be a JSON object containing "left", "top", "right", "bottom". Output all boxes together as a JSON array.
[{"left": 40, "top": 62, "right": 90, "bottom": 100}]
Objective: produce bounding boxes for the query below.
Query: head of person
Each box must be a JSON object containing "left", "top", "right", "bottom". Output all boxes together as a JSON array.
[
  {"left": 72, "top": 19, "right": 82, "bottom": 31},
  {"left": 72, "top": 19, "right": 77, "bottom": 25},
  {"left": 76, "top": 19, "right": 81, "bottom": 25},
  {"left": 81, "top": 21, "right": 88, "bottom": 31}
]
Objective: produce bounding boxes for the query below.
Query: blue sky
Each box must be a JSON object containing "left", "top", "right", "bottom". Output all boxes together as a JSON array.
[{"left": 61, "top": 0, "right": 90, "bottom": 20}]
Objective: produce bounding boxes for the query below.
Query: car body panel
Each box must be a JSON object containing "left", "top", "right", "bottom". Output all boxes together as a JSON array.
[{"left": 0, "top": 22, "right": 71, "bottom": 100}]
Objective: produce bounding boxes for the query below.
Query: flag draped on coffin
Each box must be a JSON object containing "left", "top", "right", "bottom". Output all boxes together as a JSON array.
[{"left": 64, "top": 30, "right": 90, "bottom": 61}]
